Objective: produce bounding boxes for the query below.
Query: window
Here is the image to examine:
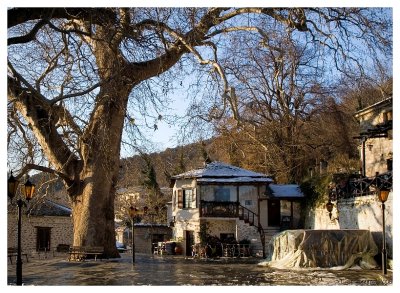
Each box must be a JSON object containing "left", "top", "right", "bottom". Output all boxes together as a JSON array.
[
  {"left": 215, "top": 187, "right": 230, "bottom": 201},
  {"left": 383, "top": 110, "right": 392, "bottom": 123},
  {"left": 177, "top": 189, "right": 194, "bottom": 209},
  {"left": 184, "top": 189, "right": 193, "bottom": 208},
  {"left": 245, "top": 200, "right": 252, "bottom": 206},
  {"left": 177, "top": 190, "right": 183, "bottom": 208}
]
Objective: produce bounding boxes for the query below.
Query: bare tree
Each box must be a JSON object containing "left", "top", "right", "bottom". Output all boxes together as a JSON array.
[
  {"left": 7, "top": 8, "right": 392, "bottom": 257},
  {"left": 186, "top": 8, "right": 392, "bottom": 183}
]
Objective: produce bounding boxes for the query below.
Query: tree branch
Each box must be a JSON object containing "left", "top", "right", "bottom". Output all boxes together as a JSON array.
[
  {"left": 8, "top": 72, "right": 82, "bottom": 178},
  {"left": 8, "top": 8, "right": 116, "bottom": 29},
  {"left": 16, "top": 163, "right": 72, "bottom": 184},
  {"left": 8, "top": 19, "right": 48, "bottom": 45}
]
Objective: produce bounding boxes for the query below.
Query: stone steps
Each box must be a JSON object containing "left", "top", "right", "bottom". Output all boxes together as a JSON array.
[{"left": 236, "top": 219, "right": 281, "bottom": 257}]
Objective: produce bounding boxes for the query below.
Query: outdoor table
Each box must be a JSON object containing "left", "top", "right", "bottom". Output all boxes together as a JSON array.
[
  {"left": 222, "top": 244, "right": 250, "bottom": 257},
  {"left": 238, "top": 244, "right": 251, "bottom": 257}
]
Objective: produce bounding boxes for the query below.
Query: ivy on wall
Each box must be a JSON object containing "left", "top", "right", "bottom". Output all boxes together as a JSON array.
[{"left": 299, "top": 174, "right": 333, "bottom": 226}]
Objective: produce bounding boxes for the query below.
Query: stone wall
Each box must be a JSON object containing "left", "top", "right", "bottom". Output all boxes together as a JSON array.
[
  {"left": 116, "top": 224, "right": 174, "bottom": 254},
  {"left": 205, "top": 219, "right": 236, "bottom": 238},
  {"left": 363, "top": 136, "right": 392, "bottom": 177},
  {"left": 236, "top": 219, "right": 259, "bottom": 243},
  {"left": 304, "top": 191, "right": 393, "bottom": 258},
  {"left": 7, "top": 213, "right": 73, "bottom": 255},
  {"left": 131, "top": 225, "right": 172, "bottom": 254}
]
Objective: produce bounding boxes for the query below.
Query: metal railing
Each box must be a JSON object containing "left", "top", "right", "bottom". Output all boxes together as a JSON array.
[
  {"left": 330, "top": 171, "right": 392, "bottom": 200},
  {"left": 200, "top": 200, "right": 238, "bottom": 218},
  {"left": 238, "top": 204, "right": 256, "bottom": 226}
]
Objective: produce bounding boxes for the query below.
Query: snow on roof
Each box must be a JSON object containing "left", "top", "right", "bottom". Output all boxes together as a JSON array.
[
  {"left": 269, "top": 184, "right": 304, "bottom": 198},
  {"left": 197, "top": 177, "right": 272, "bottom": 184},
  {"left": 28, "top": 199, "right": 72, "bottom": 217},
  {"left": 172, "top": 161, "right": 272, "bottom": 183}
]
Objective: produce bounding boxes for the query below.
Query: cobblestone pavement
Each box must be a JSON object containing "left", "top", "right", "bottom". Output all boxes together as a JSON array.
[{"left": 7, "top": 252, "right": 393, "bottom": 286}]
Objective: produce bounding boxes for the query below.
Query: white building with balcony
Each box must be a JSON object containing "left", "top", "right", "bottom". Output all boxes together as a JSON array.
[{"left": 169, "top": 161, "right": 304, "bottom": 257}]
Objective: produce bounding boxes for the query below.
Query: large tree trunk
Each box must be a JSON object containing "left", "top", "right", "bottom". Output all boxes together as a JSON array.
[
  {"left": 67, "top": 26, "right": 135, "bottom": 258},
  {"left": 70, "top": 79, "right": 131, "bottom": 258}
]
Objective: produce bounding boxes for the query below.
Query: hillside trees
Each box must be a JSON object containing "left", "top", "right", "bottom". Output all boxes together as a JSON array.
[{"left": 7, "top": 8, "right": 392, "bottom": 257}]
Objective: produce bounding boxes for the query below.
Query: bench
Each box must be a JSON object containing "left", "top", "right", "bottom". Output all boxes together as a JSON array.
[
  {"left": 57, "top": 244, "right": 70, "bottom": 252},
  {"left": 8, "top": 248, "right": 29, "bottom": 264},
  {"left": 68, "top": 246, "right": 104, "bottom": 261}
]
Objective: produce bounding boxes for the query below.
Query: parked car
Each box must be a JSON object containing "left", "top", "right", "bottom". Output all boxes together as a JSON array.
[{"left": 116, "top": 241, "right": 127, "bottom": 252}]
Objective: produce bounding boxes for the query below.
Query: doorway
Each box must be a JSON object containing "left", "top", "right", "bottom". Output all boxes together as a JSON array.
[
  {"left": 185, "top": 230, "right": 194, "bottom": 256},
  {"left": 267, "top": 200, "right": 281, "bottom": 227}
]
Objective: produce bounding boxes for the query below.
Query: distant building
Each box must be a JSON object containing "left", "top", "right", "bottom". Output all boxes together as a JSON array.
[
  {"left": 115, "top": 223, "right": 172, "bottom": 254},
  {"left": 114, "top": 186, "right": 172, "bottom": 253}
]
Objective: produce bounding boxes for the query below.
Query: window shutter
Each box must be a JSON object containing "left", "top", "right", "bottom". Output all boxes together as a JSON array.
[
  {"left": 178, "top": 189, "right": 183, "bottom": 209},
  {"left": 193, "top": 188, "right": 197, "bottom": 208}
]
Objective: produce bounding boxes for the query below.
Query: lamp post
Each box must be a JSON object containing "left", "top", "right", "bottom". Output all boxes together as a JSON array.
[
  {"left": 325, "top": 200, "right": 334, "bottom": 220},
  {"left": 129, "top": 206, "right": 146, "bottom": 263},
  {"left": 8, "top": 172, "right": 35, "bottom": 286},
  {"left": 377, "top": 188, "right": 390, "bottom": 275},
  {"left": 129, "top": 206, "right": 137, "bottom": 263}
]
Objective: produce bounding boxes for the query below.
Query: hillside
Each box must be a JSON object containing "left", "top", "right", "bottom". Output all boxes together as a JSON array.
[{"left": 118, "top": 140, "right": 217, "bottom": 189}]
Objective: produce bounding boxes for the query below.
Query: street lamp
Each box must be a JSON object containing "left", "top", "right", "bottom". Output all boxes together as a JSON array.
[
  {"left": 129, "top": 206, "right": 137, "bottom": 263},
  {"left": 326, "top": 200, "right": 334, "bottom": 220},
  {"left": 8, "top": 172, "right": 35, "bottom": 286},
  {"left": 377, "top": 187, "right": 390, "bottom": 275},
  {"left": 129, "top": 206, "right": 145, "bottom": 263}
]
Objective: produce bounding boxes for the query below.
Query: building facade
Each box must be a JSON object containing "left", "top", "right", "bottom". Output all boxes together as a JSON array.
[
  {"left": 354, "top": 97, "right": 392, "bottom": 177},
  {"left": 7, "top": 200, "right": 73, "bottom": 256},
  {"left": 115, "top": 223, "right": 172, "bottom": 254},
  {"left": 307, "top": 96, "right": 393, "bottom": 264},
  {"left": 169, "top": 162, "right": 304, "bottom": 257}
]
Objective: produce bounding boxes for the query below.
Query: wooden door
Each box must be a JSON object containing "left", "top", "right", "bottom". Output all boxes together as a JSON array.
[
  {"left": 267, "top": 200, "right": 281, "bottom": 227},
  {"left": 185, "top": 230, "right": 194, "bottom": 256},
  {"left": 36, "top": 227, "right": 51, "bottom": 251}
]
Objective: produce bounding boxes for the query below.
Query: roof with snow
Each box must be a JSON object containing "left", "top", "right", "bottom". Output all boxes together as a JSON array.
[
  {"left": 28, "top": 200, "right": 71, "bottom": 217},
  {"left": 171, "top": 161, "right": 273, "bottom": 184},
  {"left": 267, "top": 184, "right": 304, "bottom": 199}
]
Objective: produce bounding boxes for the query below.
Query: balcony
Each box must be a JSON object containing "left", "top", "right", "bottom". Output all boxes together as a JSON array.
[
  {"left": 200, "top": 201, "right": 238, "bottom": 218},
  {"left": 330, "top": 171, "right": 392, "bottom": 200},
  {"left": 199, "top": 201, "right": 258, "bottom": 226}
]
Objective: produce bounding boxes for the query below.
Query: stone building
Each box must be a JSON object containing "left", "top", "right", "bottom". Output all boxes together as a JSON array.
[
  {"left": 169, "top": 162, "right": 304, "bottom": 257},
  {"left": 306, "top": 96, "right": 393, "bottom": 265},
  {"left": 115, "top": 223, "right": 172, "bottom": 254},
  {"left": 7, "top": 199, "right": 73, "bottom": 256},
  {"left": 354, "top": 97, "right": 392, "bottom": 177}
]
